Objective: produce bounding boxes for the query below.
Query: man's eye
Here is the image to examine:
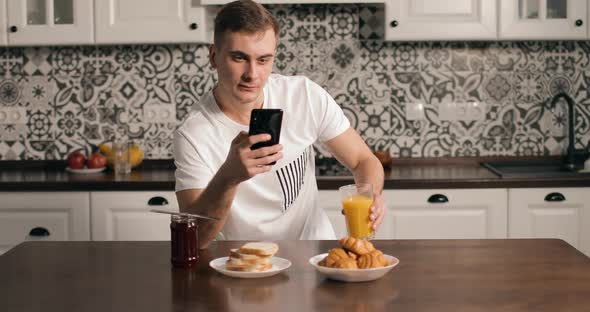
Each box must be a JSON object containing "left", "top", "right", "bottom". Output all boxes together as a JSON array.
[
  {"left": 258, "top": 58, "right": 270, "bottom": 64},
  {"left": 232, "top": 56, "right": 245, "bottom": 62}
]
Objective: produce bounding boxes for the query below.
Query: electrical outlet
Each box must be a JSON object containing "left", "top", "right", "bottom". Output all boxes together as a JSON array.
[
  {"left": 405, "top": 102, "right": 425, "bottom": 120},
  {"left": 0, "top": 108, "right": 26, "bottom": 124},
  {"left": 439, "top": 102, "right": 456, "bottom": 121},
  {"left": 143, "top": 104, "right": 176, "bottom": 123}
]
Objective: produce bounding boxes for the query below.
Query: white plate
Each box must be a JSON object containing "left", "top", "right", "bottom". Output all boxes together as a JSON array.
[
  {"left": 309, "top": 253, "right": 399, "bottom": 282},
  {"left": 209, "top": 256, "right": 291, "bottom": 279},
  {"left": 65, "top": 167, "right": 106, "bottom": 174}
]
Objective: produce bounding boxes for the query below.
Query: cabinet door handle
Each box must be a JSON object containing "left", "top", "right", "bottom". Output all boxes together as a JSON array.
[
  {"left": 575, "top": 19, "right": 583, "bottom": 27},
  {"left": 189, "top": 22, "right": 198, "bottom": 30},
  {"left": 148, "top": 196, "right": 169, "bottom": 206},
  {"left": 427, "top": 194, "right": 448, "bottom": 204},
  {"left": 544, "top": 192, "right": 566, "bottom": 202},
  {"left": 9, "top": 25, "right": 17, "bottom": 33},
  {"left": 390, "top": 20, "right": 398, "bottom": 28},
  {"left": 29, "top": 227, "right": 50, "bottom": 237}
]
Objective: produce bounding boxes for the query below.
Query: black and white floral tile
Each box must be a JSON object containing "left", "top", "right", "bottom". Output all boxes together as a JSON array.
[{"left": 0, "top": 4, "right": 589, "bottom": 161}]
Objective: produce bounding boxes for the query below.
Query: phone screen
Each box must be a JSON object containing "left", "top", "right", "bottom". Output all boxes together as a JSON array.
[{"left": 248, "top": 109, "right": 283, "bottom": 164}]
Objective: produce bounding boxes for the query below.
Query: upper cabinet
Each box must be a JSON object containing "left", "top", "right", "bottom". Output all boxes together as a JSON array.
[
  {"left": 499, "top": 0, "right": 587, "bottom": 40},
  {"left": 95, "top": 0, "right": 213, "bottom": 44},
  {"left": 6, "top": 0, "right": 93, "bottom": 46},
  {"left": 384, "top": 0, "right": 497, "bottom": 41},
  {"left": 0, "top": 0, "right": 5, "bottom": 45}
]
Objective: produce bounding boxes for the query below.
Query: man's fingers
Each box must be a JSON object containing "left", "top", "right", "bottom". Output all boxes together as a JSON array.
[
  {"left": 250, "top": 144, "right": 283, "bottom": 158},
  {"left": 245, "top": 133, "right": 272, "bottom": 147},
  {"left": 251, "top": 151, "right": 283, "bottom": 167}
]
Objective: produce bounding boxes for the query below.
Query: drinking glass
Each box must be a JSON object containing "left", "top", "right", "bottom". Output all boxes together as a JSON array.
[
  {"left": 113, "top": 140, "right": 131, "bottom": 175},
  {"left": 339, "top": 183, "right": 374, "bottom": 239}
]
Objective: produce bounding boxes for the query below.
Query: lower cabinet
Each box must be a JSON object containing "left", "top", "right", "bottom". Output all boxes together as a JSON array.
[
  {"left": 321, "top": 189, "right": 508, "bottom": 240},
  {"left": 509, "top": 188, "right": 590, "bottom": 257},
  {"left": 90, "top": 192, "right": 178, "bottom": 241},
  {"left": 0, "top": 192, "right": 90, "bottom": 255}
]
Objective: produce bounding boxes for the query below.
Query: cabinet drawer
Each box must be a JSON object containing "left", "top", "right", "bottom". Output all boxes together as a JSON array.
[
  {"left": 91, "top": 192, "right": 179, "bottom": 241},
  {"left": 382, "top": 189, "right": 508, "bottom": 239},
  {"left": 0, "top": 192, "right": 90, "bottom": 255}
]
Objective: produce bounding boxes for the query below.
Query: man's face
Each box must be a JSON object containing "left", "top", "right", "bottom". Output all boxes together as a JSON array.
[{"left": 210, "top": 28, "right": 277, "bottom": 106}]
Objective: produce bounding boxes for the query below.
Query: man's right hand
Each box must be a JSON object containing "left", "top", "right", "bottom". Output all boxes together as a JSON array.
[{"left": 220, "top": 131, "right": 283, "bottom": 185}]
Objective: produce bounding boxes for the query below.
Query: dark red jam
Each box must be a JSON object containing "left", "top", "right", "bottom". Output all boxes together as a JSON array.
[{"left": 170, "top": 215, "right": 198, "bottom": 268}]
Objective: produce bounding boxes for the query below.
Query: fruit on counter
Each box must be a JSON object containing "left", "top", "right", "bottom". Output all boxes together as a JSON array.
[
  {"left": 66, "top": 151, "right": 86, "bottom": 169},
  {"left": 86, "top": 152, "right": 107, "bottom": 169},
  {"left": 98, "top": 142, "right": 143, "bottom": 168}
]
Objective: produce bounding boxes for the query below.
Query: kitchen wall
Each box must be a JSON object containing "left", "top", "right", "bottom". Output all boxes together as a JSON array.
[{"left": 0, "top": 4, "right": 589, "bottom": 161}]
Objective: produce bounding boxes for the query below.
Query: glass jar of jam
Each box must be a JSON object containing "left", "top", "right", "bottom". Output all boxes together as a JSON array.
[{"left": 170, "top": 215, "right": 198, "bottom": 268}]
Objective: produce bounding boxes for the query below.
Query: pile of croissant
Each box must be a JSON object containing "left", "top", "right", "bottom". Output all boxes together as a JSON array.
[{"left": 318, "top": 237, "right": 390, "bottom": 269}]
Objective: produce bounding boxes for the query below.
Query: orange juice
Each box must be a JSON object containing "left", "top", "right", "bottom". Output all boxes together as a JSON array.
[{"left": 342, "top": 195, "right": 374, "bottom": 239}]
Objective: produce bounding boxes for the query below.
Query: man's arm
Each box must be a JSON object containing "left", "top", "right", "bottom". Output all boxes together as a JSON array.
[
  {"left": 324, "top": 127, "right": 385, "bottom": 229},
  {"left": 176, "top": 131, "right": 283, "bottom": 249}
]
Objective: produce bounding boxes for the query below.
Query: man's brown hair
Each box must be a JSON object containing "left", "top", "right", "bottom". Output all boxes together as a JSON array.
[{"left": 214, "top": 0, "right": 279, "bottom": 47}]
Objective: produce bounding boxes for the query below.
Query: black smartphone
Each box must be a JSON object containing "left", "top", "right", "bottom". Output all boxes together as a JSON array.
[{"left": 248, "top": 108, "right": 283, "bottom": 164}]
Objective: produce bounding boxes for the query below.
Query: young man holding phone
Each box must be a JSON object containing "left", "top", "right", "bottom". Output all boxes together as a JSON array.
[{"left": 174, "top": 0, "right": 385, "bottom": 248}]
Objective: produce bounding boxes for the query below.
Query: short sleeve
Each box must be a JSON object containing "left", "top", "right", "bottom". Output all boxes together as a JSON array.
[
  {"left": 308, "top": 79, "right": 351, "bottom": 142},
  {"left": 173, "top": 129, "right": 213, "bottom": 192}
]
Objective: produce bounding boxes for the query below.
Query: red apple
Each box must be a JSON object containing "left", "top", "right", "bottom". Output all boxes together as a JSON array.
[
  {"left": 86, "top": 152, "right": 106, "bottom": 169},
  {"left": 67, "top": 151, "right": 86, "bottom": 169}
]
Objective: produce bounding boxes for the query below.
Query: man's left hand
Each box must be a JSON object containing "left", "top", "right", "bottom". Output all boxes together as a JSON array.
[{"left": 370, "top": 193, "right": 385, "bottom": 231}]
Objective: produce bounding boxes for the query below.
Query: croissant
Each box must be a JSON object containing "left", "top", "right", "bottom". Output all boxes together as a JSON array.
[
  {"left": 333, "top": 258, "right": 358, "bottom": 269},
  {"left": 323, "top": 248, "right": 353, "bottom": 267},
  {"left": 357, "top": 249, "right": 388, "bottom": 269},
  {"left": 339, "top": 237, "right": 375, "bottom": 255}
]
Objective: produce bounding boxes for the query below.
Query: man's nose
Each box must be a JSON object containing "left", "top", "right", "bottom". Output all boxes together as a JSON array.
[{"left": 242, "top": 61, "right": 259, "bottom": 81}]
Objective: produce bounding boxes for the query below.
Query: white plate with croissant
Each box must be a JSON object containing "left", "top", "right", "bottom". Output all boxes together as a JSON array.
[{"left": 309, "top": 237, "right": 400, "bottom": 282}]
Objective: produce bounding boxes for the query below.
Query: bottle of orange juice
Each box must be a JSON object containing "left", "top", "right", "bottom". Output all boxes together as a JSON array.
[{"left": 339, "top": 183, "right": 374, "bottom": 239}]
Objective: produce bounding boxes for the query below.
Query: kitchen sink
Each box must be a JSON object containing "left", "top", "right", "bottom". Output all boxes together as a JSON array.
[{"left": 481, "top": 159, "right": 590, "bottom": 178}]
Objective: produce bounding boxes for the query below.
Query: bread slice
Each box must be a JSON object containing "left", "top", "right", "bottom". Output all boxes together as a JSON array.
[
  {"left": 227, "top": 254, "right": 271, "bottom": 266},
  {"left": 225, "top": 262, "right": 273, "bottom": 272},
  {"left": 238, "top": 242, "right": 279, "bottom": 257}
]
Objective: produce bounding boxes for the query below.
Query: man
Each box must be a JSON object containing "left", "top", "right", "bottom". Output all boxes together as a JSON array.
[{"left": 174, "top": 0, "right": 384, "bottom": 249}]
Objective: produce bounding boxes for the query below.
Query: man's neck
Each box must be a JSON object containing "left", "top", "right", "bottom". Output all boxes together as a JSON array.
[{"left": 213, "top": 86, "right": 263, "bottom": 125}]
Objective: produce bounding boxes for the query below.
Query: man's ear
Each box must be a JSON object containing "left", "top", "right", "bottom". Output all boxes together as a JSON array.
[{"left": 209, "top": 44, "right": 217, "bottom": 69}]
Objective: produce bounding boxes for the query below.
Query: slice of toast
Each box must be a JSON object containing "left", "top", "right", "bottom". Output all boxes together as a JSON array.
[
  {"left": 238, "top": 242, "right": 279, "bottom": 257},
  {"left": 227, "top": 254, "right": 272, "bottom": 266},
  {"left": 225, "top": 262, "right": 273, "bottom": 272}
]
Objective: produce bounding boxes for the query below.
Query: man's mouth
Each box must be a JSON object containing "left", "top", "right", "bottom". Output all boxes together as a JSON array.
[{"left": 238, "top": 84, "right": 257, "bottom": 91}]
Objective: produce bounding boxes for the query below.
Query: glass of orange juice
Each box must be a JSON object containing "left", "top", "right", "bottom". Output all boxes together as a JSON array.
[{"left": 339, "top": 183, "right": 374, "bottom": 239}]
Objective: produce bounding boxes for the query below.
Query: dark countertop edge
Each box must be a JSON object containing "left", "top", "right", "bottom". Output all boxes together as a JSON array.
[{"left": 2, "top": 178, "right": 589, "bottom": 192}]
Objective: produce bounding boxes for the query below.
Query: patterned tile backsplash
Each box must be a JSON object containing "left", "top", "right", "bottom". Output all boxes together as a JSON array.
[{"left": 1, "top": 4, "right": 590, "bottom": 160}]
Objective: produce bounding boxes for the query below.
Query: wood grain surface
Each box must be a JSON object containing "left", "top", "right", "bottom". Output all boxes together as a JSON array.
[{"left": 1, "top": 239, "right": 589, "bottom": 312}]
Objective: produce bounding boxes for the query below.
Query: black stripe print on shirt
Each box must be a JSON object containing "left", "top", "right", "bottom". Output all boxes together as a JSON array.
[{"left": 276, "top": 148, "right": 308, "bottom": 212}]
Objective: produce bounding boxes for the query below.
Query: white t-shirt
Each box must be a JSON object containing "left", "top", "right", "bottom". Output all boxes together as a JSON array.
[{"left": 174, "top": 74, "right": 350, "bottom": 240}]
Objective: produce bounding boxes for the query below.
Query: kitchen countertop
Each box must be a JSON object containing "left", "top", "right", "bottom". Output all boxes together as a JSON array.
[
  {"left": 1, "top": 157, "right": 589, "bottom": 191},
  {"left": 1, "top": 239, "right": 589, "bottom": 312}
]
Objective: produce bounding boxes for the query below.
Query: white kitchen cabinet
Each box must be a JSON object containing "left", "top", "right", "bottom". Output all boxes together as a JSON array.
[
  {"left": 0, "top": 0, "right": 6, "bottom": 45},
  {"left": 0, "top": 192, "right": 90, "bottom": 255},
  {"left": 509, "top": 188, "right": 590, "bottom": 257},
  {"left": 6, "top": 0, "right": 93, "bottom": 46},
  {"left": 95, "top": 0, "right": 214, "bottom": 44},
  {"left": 90, "top": 191, "right": 178, "bottom": 241},
  {"left": 384, "top": 0, "right": 497, "bottom": 41},
  {"left": 381, "top": 189, "right": 508, "bottom": 239},
  {"left": 320, "top": 188, "right": 508, "bottom": 240},
  {"left": 499, "top": 0, "right": 586, "bottom": 40}
]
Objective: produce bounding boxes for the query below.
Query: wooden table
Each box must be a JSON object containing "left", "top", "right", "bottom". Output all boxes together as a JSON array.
[{"left": 1, "top": 239, "right": 589, "bottom": 312}]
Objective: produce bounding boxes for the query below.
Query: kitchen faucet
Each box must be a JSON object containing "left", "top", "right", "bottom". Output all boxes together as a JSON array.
[{"left": 549, "top": 92, "right": 578, "bottom": 171}]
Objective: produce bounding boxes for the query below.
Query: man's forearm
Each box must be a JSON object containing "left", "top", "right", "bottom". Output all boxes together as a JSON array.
[
  {"left": 351, "top": 156, "right": 384, "bottom": 194},
  {"left": 185, "top": 166, "right": 239, "bottom": 249}
]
